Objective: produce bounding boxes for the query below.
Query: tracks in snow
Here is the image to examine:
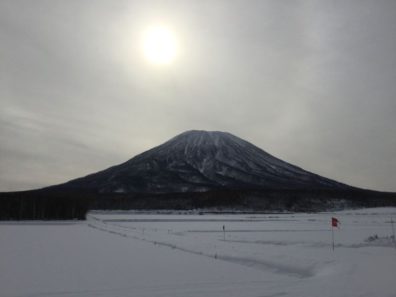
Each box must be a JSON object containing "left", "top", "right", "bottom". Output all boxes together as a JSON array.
[{"left": 86, "top": 214, "right": 316, "bottom": 278}]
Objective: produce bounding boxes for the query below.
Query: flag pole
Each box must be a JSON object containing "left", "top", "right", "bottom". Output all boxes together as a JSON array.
[
  {"left": 331, "top": 217, "right": 339, "bottom": 251},
  {"left": 391, "top": 217, "right": 395, "bottom": 249}
]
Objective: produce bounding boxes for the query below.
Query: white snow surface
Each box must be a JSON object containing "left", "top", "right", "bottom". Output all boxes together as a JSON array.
[{"left": 1, "top": 208, "right": 396, "bottom": 297}]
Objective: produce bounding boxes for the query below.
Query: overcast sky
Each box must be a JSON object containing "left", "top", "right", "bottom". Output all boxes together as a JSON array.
[{"left": 1, "top": 0, "right": 396, "bottom": 192}]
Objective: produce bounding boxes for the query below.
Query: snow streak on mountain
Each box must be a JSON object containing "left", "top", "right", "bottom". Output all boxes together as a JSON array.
[{"left": 58, "top": 130, "right": 351, "bottom": 193}]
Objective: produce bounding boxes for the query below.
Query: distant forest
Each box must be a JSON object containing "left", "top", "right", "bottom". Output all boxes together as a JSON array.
[
  {"left": 0, "top": 190, "right": 92, "bottom": 220},
  {"left": 1, "top": 188, "right": 395, "bottom": 220}
]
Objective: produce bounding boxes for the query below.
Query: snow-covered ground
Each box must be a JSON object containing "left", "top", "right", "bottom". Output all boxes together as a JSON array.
[{"left": 1, "top": 208, "right": 396, "bottom": 297}]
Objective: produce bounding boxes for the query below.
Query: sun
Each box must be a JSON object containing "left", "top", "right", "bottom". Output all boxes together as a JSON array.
[{"left": 142, "top": 26, "right": 178, "bottom": 65}]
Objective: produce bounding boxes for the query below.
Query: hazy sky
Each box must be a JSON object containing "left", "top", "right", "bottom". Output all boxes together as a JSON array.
[{"left": 1, "top": 0, "right": 396, "bottom": 192}]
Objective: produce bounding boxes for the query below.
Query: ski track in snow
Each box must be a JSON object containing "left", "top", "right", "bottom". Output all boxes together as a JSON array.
[{"left": 87, "top": 215, "right": 317, "bottom": 278}]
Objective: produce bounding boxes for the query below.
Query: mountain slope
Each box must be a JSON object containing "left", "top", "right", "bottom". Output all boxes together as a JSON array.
[{"left": 54, "top": 130, "right": 352, "bottom": 194}]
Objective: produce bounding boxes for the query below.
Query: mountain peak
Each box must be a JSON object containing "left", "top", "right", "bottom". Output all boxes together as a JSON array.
[
  {"left": 168, "top": 130, "right": 237, "bottom": 145},
  {"left": 163, "top": 130, "right": 237, "bottom": 148},
  {"left": 177, "top": 129, "right": 228, "bottom": 136}
]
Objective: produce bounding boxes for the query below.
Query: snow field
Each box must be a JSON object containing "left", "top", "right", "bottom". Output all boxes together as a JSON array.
[{"left": 1, "top": 208, "right": 396, "bottom": 297}]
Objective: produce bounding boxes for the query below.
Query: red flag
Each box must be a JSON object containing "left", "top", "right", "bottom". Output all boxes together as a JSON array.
[{"left": 332, "top": 217, "right": 340, "bottom": 227}]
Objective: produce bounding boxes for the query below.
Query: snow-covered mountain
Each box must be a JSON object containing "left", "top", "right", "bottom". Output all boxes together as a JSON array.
[{"left": 55, "top": 130, "right": 352, "bottom": 194}]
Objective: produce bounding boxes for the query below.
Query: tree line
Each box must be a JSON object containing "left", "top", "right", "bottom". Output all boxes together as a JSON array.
[
  {"left": 0, "top": 190, "right": 92, "bottom": 220},
  {"left": 1, "top": 188, "right": 395, "bottom": 220}
]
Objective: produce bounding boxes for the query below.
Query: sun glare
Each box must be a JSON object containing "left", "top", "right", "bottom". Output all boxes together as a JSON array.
[{"left": 142, "top": 26, "right": 178, "bottom": 65}]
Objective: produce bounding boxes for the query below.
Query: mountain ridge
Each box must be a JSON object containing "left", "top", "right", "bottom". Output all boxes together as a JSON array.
[{"left": 51, "top": 130, "right": 352, "bottom": 194}]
